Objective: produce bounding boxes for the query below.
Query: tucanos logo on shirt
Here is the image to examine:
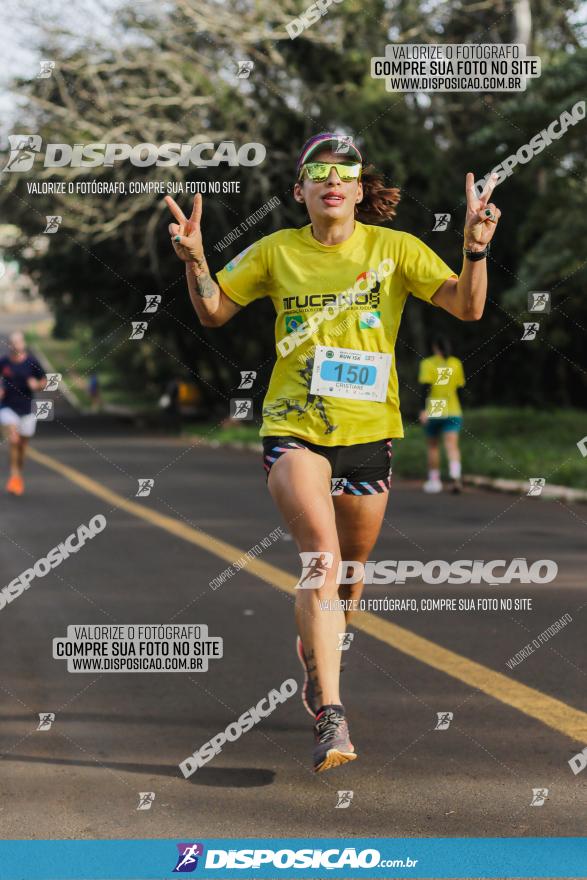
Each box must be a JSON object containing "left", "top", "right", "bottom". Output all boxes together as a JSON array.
[
  {"left": 285, "top": 314, "right": 304, "bottom": 334},
  {"left": 283, "top": 267, "right": 382, "bottom": 312},
  {"left": 225, "top": 244, "right": 253, "bottom": 272},
  {"left": 359, "top": 311, "right": 381, "bottom": 329}
]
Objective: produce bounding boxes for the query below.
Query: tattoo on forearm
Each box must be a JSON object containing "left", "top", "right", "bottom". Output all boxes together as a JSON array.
[{"left": 195, "top": 271, "right": 216, "bottom": 299}]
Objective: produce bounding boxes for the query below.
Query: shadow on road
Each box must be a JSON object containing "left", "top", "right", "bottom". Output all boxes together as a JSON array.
[{"left": 0, "top": 752, "right": 276, "bottom": 787}]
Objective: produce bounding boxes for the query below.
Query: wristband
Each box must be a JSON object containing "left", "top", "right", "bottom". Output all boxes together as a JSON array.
[{"left": 463, "top": 242, "right": 490, "bottom": 261}]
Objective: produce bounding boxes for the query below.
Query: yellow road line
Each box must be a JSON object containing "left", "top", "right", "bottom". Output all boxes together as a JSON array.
[{"left": 29, "top": 446, "right": 587, "bottom": 743}]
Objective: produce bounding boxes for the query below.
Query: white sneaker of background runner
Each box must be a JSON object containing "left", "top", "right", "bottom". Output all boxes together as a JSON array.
[{"left": 423, "top": 471, "right": 443, "bottom": 493}]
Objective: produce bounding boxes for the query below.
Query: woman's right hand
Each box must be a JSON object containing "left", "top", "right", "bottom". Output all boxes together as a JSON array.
[{"left": 165, "top": 193, "right": 205, "bottom": 263}]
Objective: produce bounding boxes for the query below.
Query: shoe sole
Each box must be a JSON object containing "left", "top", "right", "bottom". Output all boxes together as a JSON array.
[
  {"left": 314, "top": 748, "right": 357, "bottom": 773},
  {"left": 296, "top": 636, "right": 316, "bottom": 718}
]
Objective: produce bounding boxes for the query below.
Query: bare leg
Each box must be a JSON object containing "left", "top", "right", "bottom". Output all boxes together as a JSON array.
[
  {"left": 443, "top": 430, "right": 462, "bottom": 486},
  {"left": 4, "top": 426, "right": 21, "bottom": 478},
  {"left": 443, "top": 430, "right": 461, "bottom": 470},
  {"left": 16, "top": 437, "right": 28, "bottom": 474},
  {"left": 267, "top": 449, "right": 343, "bottom": 708},
  {"left": 427, "top": 436, "right": 440, "bottom": 473},
  {"left": 334, "top": 492, "right": 389, "bottom": 625}
]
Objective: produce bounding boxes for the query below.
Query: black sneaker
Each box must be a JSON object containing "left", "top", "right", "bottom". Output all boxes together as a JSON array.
[
  {"left": 449, "top": 478, "right": 463, "bottom": 494},
  {"left": 313, "top": 706, "right": 357, "bottom": 773}
]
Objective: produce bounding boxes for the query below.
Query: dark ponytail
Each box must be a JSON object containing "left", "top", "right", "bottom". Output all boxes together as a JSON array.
[
  {"left": 355, "top": 164, "right": 401, "bottom": 224},
  {"left": 431, "top": 335, "right": 451, "bottom": 358}
]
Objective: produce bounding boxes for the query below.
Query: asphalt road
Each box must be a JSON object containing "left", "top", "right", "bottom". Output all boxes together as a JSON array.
[{"left": 1, "top": 372, "right": 586, "bottom": 847}]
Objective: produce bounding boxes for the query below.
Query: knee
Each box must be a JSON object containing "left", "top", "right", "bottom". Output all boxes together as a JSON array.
[
  {"left": 295, "top": 553, "right": 340, "bottom": 597},
  {"left": 296, "top": 581, "right": 337, "bottom": 605},
  {"left": 299, "top": 531, "right": 338, "bottom": 556}
]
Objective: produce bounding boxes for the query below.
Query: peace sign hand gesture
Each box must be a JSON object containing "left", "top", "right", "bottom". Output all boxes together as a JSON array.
[
  {"left": 464, "top": 172, "right": 501, "bottom": 251},
  {"left": 165, "top": 193, "right": 205, "bottom": 263}
]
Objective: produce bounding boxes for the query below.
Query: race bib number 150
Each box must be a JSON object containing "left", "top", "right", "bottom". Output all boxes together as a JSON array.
[{"left": 310, "top": 345, "right": 391, "bottom": 403}]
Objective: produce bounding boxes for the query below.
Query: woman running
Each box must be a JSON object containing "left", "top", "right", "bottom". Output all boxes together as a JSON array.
[
  {"left": 165, "top": 132, "right": 500, "bottom": 773},
  {"left": 0, "top": 330, "right": 47, "bottom": 496},
  {"left": 419, "top": 336, "right": 466, "bottom": 494}
]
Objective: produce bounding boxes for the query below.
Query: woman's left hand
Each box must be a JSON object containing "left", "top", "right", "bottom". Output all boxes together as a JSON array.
[{"left": 464, "top": 172, "right": 501, "bottom": 251}]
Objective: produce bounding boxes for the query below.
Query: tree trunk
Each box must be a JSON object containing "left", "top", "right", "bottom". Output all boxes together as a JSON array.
[{"left": 512, "top": 0, "right": 532, "bottom": 49}]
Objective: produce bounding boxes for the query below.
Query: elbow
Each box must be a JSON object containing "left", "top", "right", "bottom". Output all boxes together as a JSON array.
[
  {"left": 459, "top": 305, "right": 485, "bottom": 322},
  {"left": 199, "top": 313, "right": 225, "bottom": 328}
]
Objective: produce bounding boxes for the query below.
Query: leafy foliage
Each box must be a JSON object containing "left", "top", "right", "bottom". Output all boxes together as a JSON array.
[{"left": 1, "top": 0, "right": 586, "bottom": 411}]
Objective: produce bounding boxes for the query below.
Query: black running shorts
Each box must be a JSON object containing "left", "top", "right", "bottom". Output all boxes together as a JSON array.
[{"left": 262, "top": 435, "right": 393, "bottom": 495}]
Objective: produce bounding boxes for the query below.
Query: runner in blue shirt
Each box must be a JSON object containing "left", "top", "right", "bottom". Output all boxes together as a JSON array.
[{"left": 0, "top": 331, "right": 47, "bottom": 495}]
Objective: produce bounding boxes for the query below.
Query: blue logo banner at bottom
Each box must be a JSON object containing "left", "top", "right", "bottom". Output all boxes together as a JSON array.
[{"left": 0, "top": 838, "right": 585, "bottom": 879}]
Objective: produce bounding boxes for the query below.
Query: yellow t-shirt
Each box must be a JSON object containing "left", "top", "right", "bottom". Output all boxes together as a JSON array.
[
  {"left": 216, "top": 221, "right": 457, "bottom": 445},
  {"left": 418, "top": 355, "right": 465, "bottom": 417}
]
